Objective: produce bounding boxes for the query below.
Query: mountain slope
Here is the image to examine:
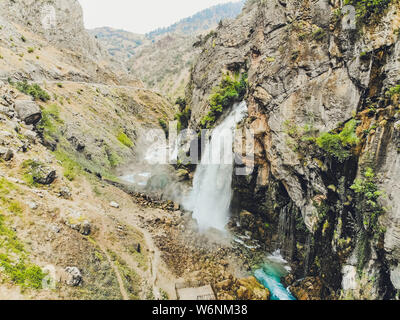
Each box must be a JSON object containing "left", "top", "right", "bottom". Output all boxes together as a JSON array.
[
  {"left": 91, "top": 1, "right": 245, "bottom": 100},
  {"left": 0, "top": 0, "right": 176, "bottom": 299},
  {"left": 88, "top": 27, "right": 146, "bottom": 62}
]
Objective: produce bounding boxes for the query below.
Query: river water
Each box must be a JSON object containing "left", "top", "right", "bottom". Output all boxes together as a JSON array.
[{"left": 254, "top": 251, "right": 296, "bottom": 300}]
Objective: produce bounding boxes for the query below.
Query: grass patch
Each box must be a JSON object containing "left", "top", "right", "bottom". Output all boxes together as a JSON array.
[
  {"left": 21, "top": 160, "right": 41, "bottom": 186},
  {"left": 0, "top": 214, "right": 45, "bottom": 289},
  {"left": 54, "top": 149, "right": 81, "bottom": 181},
  {"left": 108, "top": 250, "right": 141, "bottom": 300},
  {"left": 36, "top": 104, "right": 63, "bottom": 143},
  {"left": 117, "top": 131, "right": 134, "bottom": 148},
  {"left": 7, "top": 201, "right": 23, "bottom": 215}
]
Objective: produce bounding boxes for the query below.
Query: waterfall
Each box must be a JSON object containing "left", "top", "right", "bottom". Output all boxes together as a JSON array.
[{"left": 184, "top": 101, "right": 248, "bottom": 231}]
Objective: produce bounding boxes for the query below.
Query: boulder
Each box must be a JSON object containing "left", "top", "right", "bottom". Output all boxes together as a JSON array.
[
  {"left": 33, "top": 167, "right": 56, "bottom": 185},
  {"left": 1, "top": 93, "right": 14, "bottom": 106},
  {"left": 27, "top": 201, "right": 38, "bottom": 210},
  {"left": 23, "top": 160, "right": 56, "bottom": 185},
  {"left": 65, "top": 211, "right": 91, "bottom": 235},
  {"left": 0, "top": 148, "right": 14, "bottom": 161},
  {"left": 58, "top": 186, "right": 72, "bottom": 199},
  {"left": 65, "top": 267, "right": 82, "bottom": 286},
  {"left": 14, "top": 100, "right": 42, "bottom": 125},
  {"left": 67, "top": 136, "right": 85, "bottom": 152},
  {"left": 110, "top": 201, "right": 120, "bottom": 208},
  {"left": 0, "top": 105, "right": 15, "bottom": 118},
  {"left": 22, "top": 129, "right": 38, "bottom": 143}
]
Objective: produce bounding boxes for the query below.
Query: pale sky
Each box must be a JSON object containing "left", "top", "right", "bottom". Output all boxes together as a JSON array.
[{"left": 78, "top": 0, "right": 235, "bottom": 34}]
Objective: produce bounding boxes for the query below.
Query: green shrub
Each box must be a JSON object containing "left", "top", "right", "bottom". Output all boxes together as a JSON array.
[
  {"left": 386, "top": 84, "right": 400, "bottom": 97},
  {"left": 175, "top": 109, "right": 191, "bottom": 132},
  {"left": 36, "top": 104, "right": 63, "bottom": 142},
  {"left": 15, "top": 81, "right": 50, "bottom": 102},
  {"left": 200, "top": 73, "right": 248, "bottom": 129},
  {"left": 175, "top": 97, "right": 187, "bottom": 110},
  {"left": 351, "top": 168, "right": 384, "bottom": 233},
  {"left": 117, "top": 131, "right": 134, "bottom": 148},
  {"left": 27, "top": 47, "right": 34, "bottom": 53},
  {"left": 316, "top": 119, "right": 359, "bottom": 161},
  {"left": 21, "top": 160, "right": 45, "bottom": 186}
]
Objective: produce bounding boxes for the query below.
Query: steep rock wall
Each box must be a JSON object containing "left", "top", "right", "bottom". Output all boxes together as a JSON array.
[{"left": 186, "top": 0, "right": 400, "bottom": 299}]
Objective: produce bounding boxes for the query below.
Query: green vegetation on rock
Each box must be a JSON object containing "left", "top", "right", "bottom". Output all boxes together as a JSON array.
[
  {"left": 386, "top": 84, "right": 400, "bottom": 97},
  {"left": 351, "top": 167, "right": 385, "bottom": 274},
  {"left": 158, "top": 118, "right": 169, "bottom": 138},
  {"left": 200, "top": 73, "right": 248, "bottom": 129},
  {"left": 351, "top": 167, "right": 384, "bottom": 233},
  {"left": 316, "top": 119, "right": 359, "bottom": 162},
  {"left": 344, "top": 0, "right": 392, "bottom": 23},
  {"left": 174, "top": 97, "right": 191, "bottom": 132}
]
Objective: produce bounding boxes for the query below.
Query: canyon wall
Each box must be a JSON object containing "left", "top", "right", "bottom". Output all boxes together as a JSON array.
[{"left": 186, "top": 0, "right": 400, "bottom": 299}]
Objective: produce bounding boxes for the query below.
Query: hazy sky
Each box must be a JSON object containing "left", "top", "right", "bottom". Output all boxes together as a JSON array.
[{"left": 78, "top": 0, "right": 235, "bottom": 34}]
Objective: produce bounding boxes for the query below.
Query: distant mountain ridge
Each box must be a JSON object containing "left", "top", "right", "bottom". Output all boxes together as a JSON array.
[
  {"left": 88, "top": 27, "right": 145, "bottom": 61},
  {"left": 146, "top": 0, "right": 246, "bottom": 38}
]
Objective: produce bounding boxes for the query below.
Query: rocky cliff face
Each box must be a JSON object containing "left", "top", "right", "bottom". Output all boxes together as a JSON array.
[
  {"left": 0, "top": 0, "right": 134, "bottom": 85},
  {"left": 186, "top": 0, "right": 400, "bottom": 299}
]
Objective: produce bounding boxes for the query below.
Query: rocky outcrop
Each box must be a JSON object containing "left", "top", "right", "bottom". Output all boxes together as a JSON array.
[
  {"left": 186, "top": 0, "right": 400, "bottom": 299},
  {"left": 14, "top": 100, "right": 42, "bottom": 125},
  {"left": 64, "top": 211, "right": 91, "bottom": 236},
  {"left": 0, "top": 0, "right": 135, "bottom": 85},
  {"left": 65, "top": 267, "right": 82, "bottom": 287}
]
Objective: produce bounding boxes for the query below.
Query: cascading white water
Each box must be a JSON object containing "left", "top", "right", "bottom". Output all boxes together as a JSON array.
[{"left": 184, "top": 101, "right": 248, "bottom": 231}]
